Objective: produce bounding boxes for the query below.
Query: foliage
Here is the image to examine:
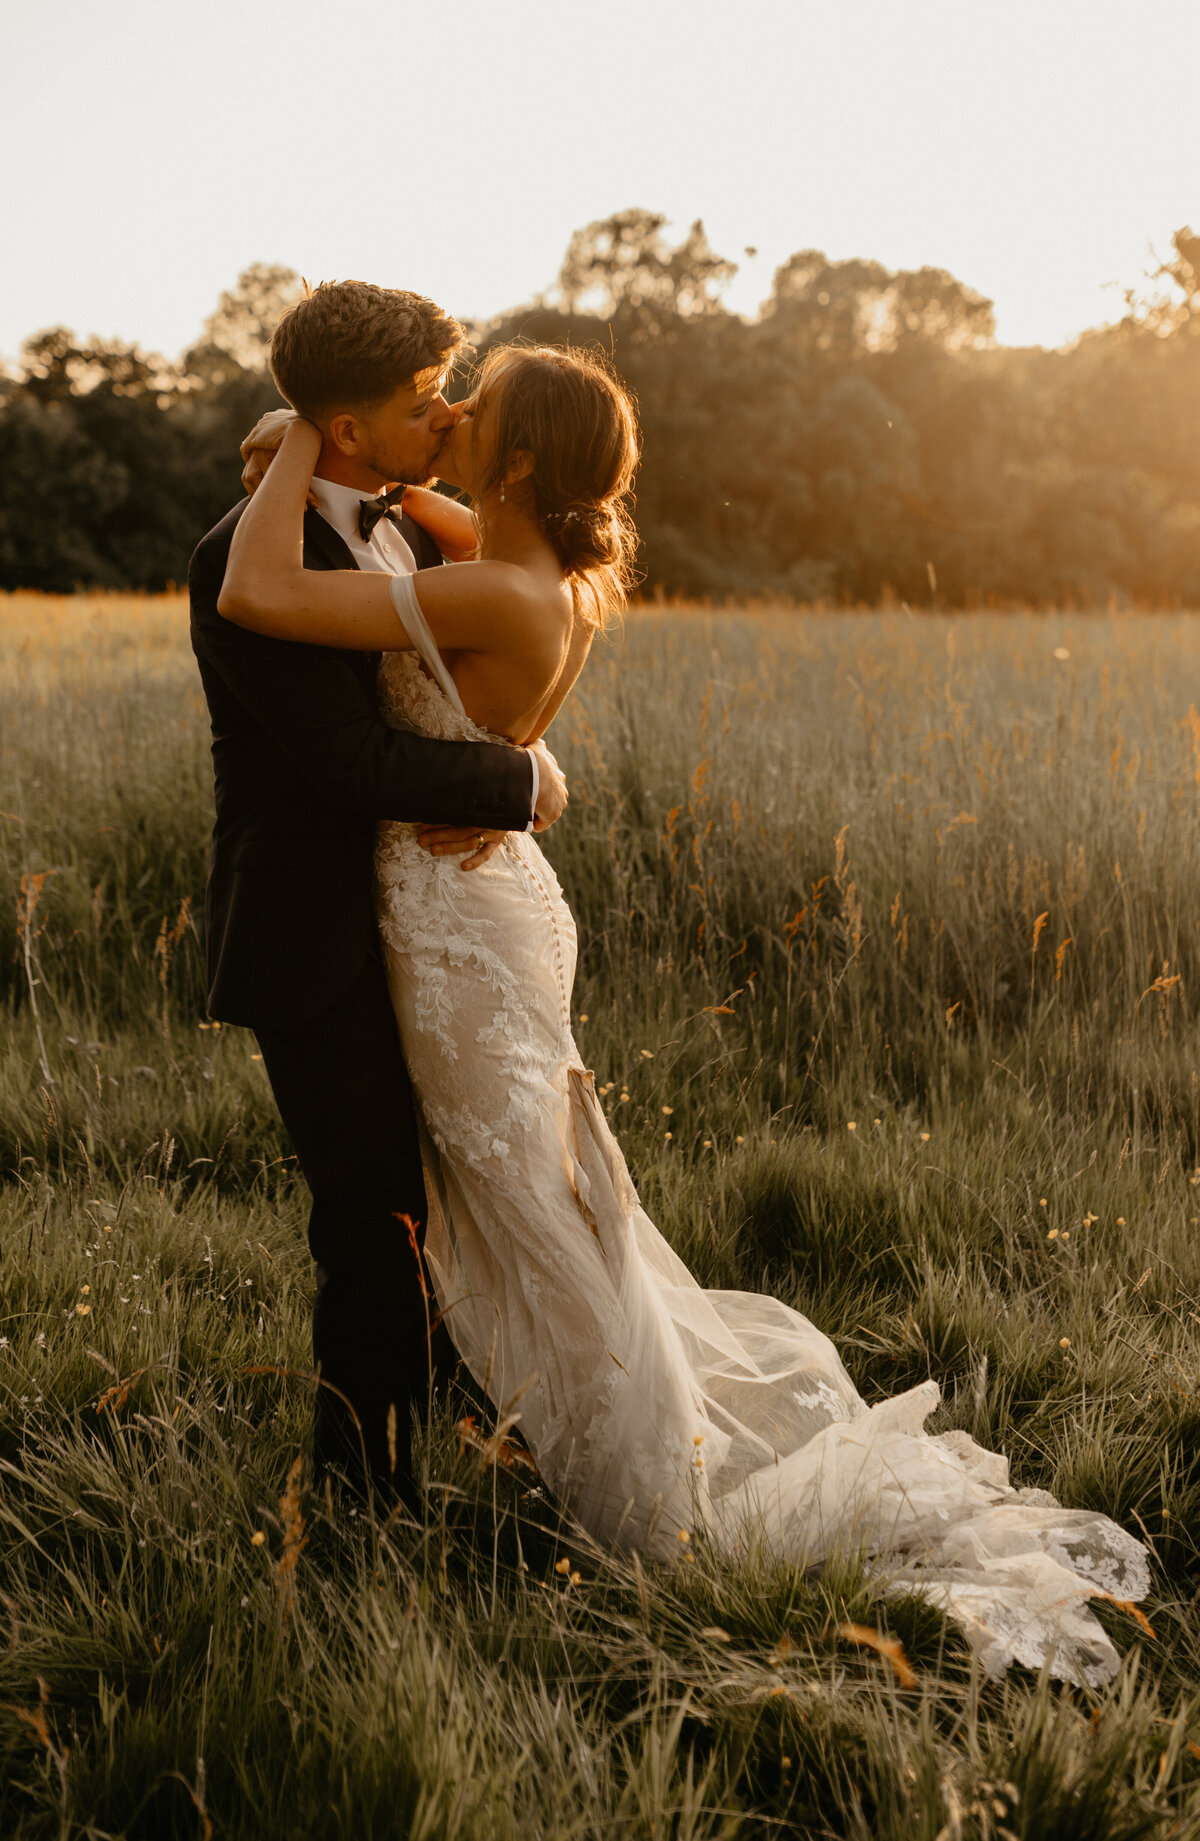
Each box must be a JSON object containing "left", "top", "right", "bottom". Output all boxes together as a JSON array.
[
  {"left": 0, "top": 265, "right": 290, "bottom": 593},
  {"left": 557, "top": 206, "right": 737, "bottom": 327},
  {"left": 3, "top": 595, "right": 1200, "bottom": 1834},
  {"left": 4, "top": 230, "right": 1200, "bottom": 602}
]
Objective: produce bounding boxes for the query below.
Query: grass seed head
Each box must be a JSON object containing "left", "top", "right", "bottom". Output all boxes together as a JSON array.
[{"left": 275, "top": 1456, "right": 307, "bottom": 1614}]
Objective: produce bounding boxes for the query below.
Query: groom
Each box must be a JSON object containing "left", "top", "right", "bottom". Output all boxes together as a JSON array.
[{"left": 188, "top": 280, "right": 567, "bottom": 1505}]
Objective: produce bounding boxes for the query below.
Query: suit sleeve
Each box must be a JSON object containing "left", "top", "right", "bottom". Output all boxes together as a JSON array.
[{"left": 188, "top": 530, "right": 534, "bottom": 832}]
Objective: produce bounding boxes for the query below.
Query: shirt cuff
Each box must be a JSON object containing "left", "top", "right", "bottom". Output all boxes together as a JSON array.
[{"left": 525, "top": 744, "right": 539, "bottom": 832}]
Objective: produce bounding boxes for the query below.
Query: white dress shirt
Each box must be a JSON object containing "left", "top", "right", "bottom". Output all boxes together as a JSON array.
[
  {"left": 309, "top": 475, "right": 419, "bottom": 575},
  {"left": 309, "top": 474, "right": 539, "bottom": 826}
]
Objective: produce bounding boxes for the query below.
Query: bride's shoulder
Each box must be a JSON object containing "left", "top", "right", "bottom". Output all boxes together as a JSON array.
[{"left": 449, "top": 561, "right": 570, "bottom": 642}]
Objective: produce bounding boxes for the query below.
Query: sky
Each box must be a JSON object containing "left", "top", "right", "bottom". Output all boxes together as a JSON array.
[{"left": 2, "top": 0, "right": 1198, "bottom": 366}]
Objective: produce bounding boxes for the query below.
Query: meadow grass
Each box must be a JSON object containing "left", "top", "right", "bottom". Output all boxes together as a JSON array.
[{"left": 2, "top": 589, "right": 1200, "bottom": 1837}]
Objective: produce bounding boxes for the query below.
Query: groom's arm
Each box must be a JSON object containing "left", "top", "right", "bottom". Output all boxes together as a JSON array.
[{"left": 189, "top": 523, "right": 534, "bottom": 831}]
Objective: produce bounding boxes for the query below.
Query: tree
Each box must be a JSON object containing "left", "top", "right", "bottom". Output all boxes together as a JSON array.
[
  {"left": 763, "top": 251, "right": 994, "bottom": 360},
  {"left": 0, "top": 300, "right": 283, "bottom": 591},
  {"left": 556, "top": 210, "right": 736, "bottom": 336},
  {"left": 888, "top": 266, "right": 995, "bottom": 352},
  {"left": 194, "top": 262, "right": 303, "bottom": 373},
  {"left": 0, "top": 397, "right": 122, "bottom": 590},
  {"left": 1123, "top": 226, "right": 1200, "bottom": 340},
  {"left": 20, "top": 327, "right": 174, "bottom": 405}
]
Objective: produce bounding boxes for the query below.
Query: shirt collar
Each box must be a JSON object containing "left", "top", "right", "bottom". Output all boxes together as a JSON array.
[{"left": 309, "top": 475, "right": 388, "bottom": 546}]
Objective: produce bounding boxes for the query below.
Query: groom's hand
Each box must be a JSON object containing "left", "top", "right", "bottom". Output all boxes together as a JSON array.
[
  {"left": 415, "top": 747, "right": 566, "bottom": 869},
  {"left": 415, "top": 825, "right": 506, "bottom": 870}
]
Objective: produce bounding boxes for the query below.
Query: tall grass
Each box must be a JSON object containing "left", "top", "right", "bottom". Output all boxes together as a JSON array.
[{"left": 2, "top": 590, "right": 1200, "bottom": 1836}]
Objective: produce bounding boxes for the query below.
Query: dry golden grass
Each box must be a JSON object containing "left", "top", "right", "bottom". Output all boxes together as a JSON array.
[{"left": 0, "top": 588, "right": 191, "bottom": 674}]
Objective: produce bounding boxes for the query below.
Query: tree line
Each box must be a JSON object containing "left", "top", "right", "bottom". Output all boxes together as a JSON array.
[{"left": 3, "top": 214, "right": 1200, "bottom": 605}]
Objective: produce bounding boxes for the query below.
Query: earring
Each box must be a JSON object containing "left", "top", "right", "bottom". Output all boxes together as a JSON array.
[{"left": 500, "top": 480, "right": 506, "bottom": 504}]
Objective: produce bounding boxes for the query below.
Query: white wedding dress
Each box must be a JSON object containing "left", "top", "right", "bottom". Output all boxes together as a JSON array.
[{"left": 374, "top": 578, "right": 1149, "bottom": 1686}]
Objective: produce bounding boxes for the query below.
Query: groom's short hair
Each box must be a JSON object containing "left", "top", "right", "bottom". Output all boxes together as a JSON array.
[{"left": 270, "top": 281, "right": 464, "bottom": 420}]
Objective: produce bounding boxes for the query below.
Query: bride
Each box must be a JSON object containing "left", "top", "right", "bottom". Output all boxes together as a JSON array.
[{"left": 220, "top": 343, "right": 1148, "bottom": 1685}]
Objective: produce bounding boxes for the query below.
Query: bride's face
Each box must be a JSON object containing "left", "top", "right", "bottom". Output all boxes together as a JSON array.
[{"left": 435, "top": 388, "right": 495, "bottom": 495}]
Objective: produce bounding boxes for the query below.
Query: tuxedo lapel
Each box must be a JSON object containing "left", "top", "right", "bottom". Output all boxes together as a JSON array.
[
  {"left": 303, "top": 506, "right": 360, "bottom": 574},
  {"left": 399, "top": 511, "right": 446, "bottom": 572},
  {"left": 302, "top": 502, "right": 443, "bottom": 574},
  {"left": 299, "top": 505, "right": 381, "bottom": 678}
]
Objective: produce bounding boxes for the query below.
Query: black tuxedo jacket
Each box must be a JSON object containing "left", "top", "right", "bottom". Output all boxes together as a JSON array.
[{"left": 188, "top": 499, "right": 533, "bottom": 1029}]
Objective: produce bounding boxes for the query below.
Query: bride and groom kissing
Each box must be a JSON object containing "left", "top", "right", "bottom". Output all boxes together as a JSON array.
[{"left": 189, "top": 278, "right": 1148, "bottom": 1686}]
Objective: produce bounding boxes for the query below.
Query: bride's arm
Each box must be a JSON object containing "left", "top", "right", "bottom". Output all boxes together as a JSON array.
[
  {"left": 401, "top": 486, "right": 479, "bottom": 562},
  {"left": 218, "top": 420, "right": 536, "bottom": 654}
]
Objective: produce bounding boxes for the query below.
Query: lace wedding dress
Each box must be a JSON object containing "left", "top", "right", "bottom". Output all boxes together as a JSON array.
[{"left": 374, "top": 577, "right": 1149, "bottom": 1685}]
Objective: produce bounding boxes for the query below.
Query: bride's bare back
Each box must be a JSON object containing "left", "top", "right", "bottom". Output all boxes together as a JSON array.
[{"left": 437, "top": 594, "right": 594, "bottom": 746}]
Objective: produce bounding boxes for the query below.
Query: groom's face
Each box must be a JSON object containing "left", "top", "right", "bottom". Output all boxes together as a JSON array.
[{"left": 332, "top": 366, "right": 456, "bottom": 487}]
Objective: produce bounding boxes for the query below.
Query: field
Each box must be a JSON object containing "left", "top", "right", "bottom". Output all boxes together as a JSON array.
[{"left": 3, "top": 589, "right": 1200, "bottom": 1838}]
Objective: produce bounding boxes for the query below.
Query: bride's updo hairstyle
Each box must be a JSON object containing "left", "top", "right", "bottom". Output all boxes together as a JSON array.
[{"left": 472, "top": 344, "right": 639, "bottom": 628}]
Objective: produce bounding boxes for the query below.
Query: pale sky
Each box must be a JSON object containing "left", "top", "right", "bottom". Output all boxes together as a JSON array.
[{"left": 3, "top": 0, "right": 1197, "bottom": 365}]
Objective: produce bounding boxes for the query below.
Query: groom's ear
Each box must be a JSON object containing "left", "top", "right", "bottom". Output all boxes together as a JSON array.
[{"left": 325, "top": 410, "right": 364, "bottom": 457}]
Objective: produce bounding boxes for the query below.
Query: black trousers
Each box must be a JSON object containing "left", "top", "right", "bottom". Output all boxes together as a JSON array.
[{"left": 254, "top": 950, "right": 438, "bottom": 1497}]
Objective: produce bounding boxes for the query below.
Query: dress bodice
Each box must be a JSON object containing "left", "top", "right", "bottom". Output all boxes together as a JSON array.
[
  {"left": 377, "top": 649, "right": 489, "bottom": 744},
  {"left": 377, "top": 572, "right": 504, "bottom": 747}
]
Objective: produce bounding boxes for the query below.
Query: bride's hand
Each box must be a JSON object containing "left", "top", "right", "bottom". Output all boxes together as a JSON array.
[{"left": 240, "top": 408, "right": 307, "bottom": 498}]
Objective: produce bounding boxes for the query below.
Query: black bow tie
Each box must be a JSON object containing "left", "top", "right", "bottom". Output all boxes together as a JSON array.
[{"left": 358, "top": 486, "right": 407, "bottom": 542}]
